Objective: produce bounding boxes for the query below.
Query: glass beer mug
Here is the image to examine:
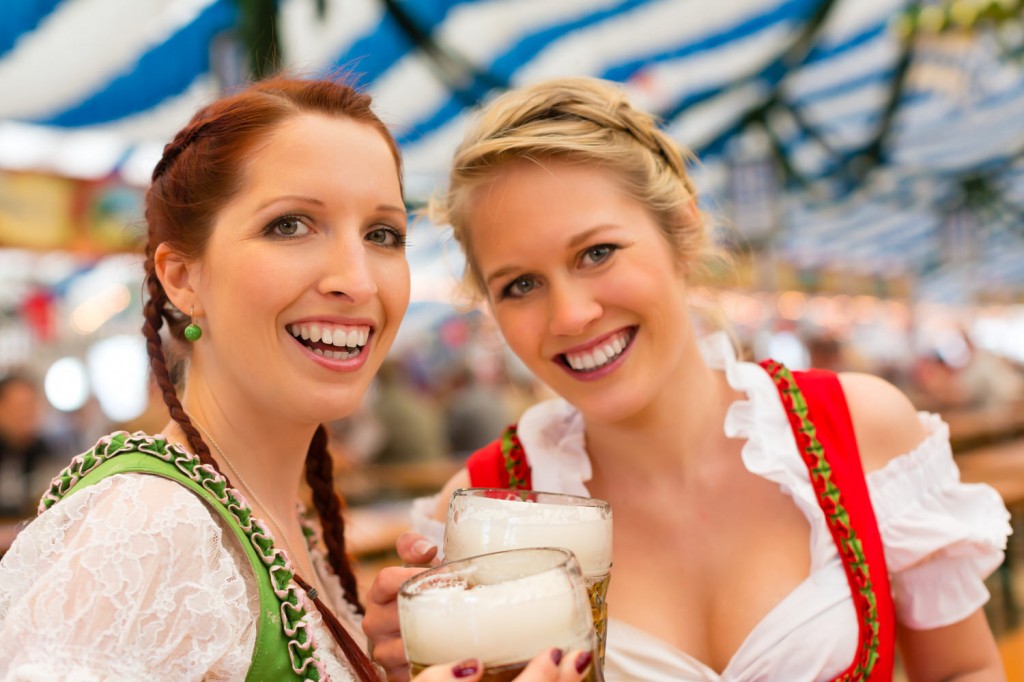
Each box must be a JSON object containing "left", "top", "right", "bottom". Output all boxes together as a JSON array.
[
  {"left": 442, "top": 488, "right": 612, "bottom": 664},
  {"left": 398, "top": 547, "right": 602, "bottom": 682}
]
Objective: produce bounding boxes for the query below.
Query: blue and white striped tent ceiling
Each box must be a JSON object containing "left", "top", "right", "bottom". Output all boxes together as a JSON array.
[{"left": 2, "top": 0, "right": 1023, "bottom": 301}]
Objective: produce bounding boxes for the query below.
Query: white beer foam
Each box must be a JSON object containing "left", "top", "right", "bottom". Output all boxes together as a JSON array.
[
  {"left": 400, "top": 567, "right": 590, "bottom": 666},
  {"left": 444, "top": 495, "right": 612, "bottom": 575}
]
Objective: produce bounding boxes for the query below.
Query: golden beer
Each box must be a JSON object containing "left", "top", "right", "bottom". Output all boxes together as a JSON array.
[
  {"left": 443, "top": 489, "right": 613, "bottom": 664},
  {"left": 585, "top": 573, "right": 610, "bottom": 662}
]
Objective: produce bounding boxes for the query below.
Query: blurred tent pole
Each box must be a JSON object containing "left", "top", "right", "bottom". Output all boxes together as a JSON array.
[{"left": 235, "top": 0, "right": 282, "bottom": 79}]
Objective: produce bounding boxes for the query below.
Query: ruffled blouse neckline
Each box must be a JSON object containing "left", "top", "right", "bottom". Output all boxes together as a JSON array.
[{"left": 519, "top": 331, "right": 781, "bottom": 500}]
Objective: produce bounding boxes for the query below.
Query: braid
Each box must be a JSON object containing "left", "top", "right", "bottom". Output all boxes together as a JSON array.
[
  {"left": 305, "top": 426, "right": 363, "bottom": 612},
  {"left": 293, "top": 574, "right": 379, "bottom": 682},
  {"left": 152, "top": 121, "right": 209, "bottom": 183},
  {"left": 140, "top": 266, "right": 217, "bottom": 469},
  {"left": 303, "top": 426, "right": 380, "bottom": 681}
]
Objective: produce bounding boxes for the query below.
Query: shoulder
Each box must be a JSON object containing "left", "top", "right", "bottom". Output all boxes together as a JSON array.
[
  {"left": 77, "top": 470, "right": 215, "bottom": 520},
  {"left": 837, "top": 372, "right": 929, "bottom": 473}
]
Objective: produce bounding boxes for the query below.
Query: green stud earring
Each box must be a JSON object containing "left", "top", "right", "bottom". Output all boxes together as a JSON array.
[{"left": 184, "top": 306, "right": 202, "bottom": 342}]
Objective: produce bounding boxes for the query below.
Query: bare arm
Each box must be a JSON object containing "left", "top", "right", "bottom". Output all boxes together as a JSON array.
[
  {"left": 898, "top": 611, "right": 1005, "bottom": 681},
  {"left": 431, "top": 467, "right": 472, "bottom": 522},
  {"left": 840, "top": 373, "right": 1005, "bottom": 680}
]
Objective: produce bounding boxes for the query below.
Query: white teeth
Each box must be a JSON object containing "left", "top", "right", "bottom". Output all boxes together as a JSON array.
[
  {"left": 288, "top": 323, "right": 372, "bottom": 351},
  {"left": 313, "top": 348, "right": 324, "bottom": 356},
  {"left": 564, "top": 330, "right": 631, "bottom": 372}
]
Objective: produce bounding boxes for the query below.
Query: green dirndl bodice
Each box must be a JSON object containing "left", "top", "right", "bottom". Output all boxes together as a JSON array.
[{"left": 39, "top": 431, "right": 330, "bottom": 681}]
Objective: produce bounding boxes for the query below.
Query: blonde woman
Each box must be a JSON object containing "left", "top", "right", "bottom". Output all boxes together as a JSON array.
[{"left": 364, "top": 77, "right": 1010, "bottom": 681}]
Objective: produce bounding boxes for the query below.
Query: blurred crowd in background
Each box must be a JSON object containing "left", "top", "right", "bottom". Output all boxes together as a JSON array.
[{"left": 4, "top": 287, "right": 1023, "bottom": 518}]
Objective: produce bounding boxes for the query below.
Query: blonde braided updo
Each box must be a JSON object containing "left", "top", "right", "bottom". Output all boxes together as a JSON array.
[{"left": 431, "top": 76, "right": 724, "bottom": 302}]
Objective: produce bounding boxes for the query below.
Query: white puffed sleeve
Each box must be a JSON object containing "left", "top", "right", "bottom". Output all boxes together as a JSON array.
[
  {"left": 0, "top": 474, "right": 258, "bottom": 682},
  {"left": 867, "top": 414, "right": 1012, "bottom": 629}
]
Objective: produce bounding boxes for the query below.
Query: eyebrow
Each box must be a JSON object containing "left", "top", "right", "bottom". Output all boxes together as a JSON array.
[
  {"left": 484, "top": 224, "right": 617, "bottom": 287},
  {"left": 258, "top": 195, "right": 325, "bottom": 211},
  {"left": 568, "top": 225, "right": 615, "bottom": 248},
  {"left": 256, "top": 196, "right": 407, "bottom": 216}
]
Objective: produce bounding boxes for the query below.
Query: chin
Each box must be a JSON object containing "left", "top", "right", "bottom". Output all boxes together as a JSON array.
[
  {"left": 288, "top": 384, "right": 368, "bottom": 426},
  {"left": 572, "top": 392, "right": 647, "bottom": 425}
]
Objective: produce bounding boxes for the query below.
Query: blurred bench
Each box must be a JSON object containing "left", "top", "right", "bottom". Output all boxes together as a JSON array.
[
  {"left": 957, "top": 439, "right": 1024, "bottom": 508},
  {"left": 346, "top": 499, "right": 414, "bottom": 558},
  {"left": 336, "top": 459, "right": 461, "bottom": 506},
  {"left": 944, "top": 401, "right": 1024, "bottom": 452},
  {"left": 957, "top": 438, "right": 1024, "bottom": 626}
]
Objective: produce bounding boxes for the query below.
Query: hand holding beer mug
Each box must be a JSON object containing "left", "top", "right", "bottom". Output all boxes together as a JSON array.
[
  {"left": 443, "top": 489, "right": 612, "bottom": 663},
  {"left": 399, "top": 548, "right": 600, "bottom": 681}
]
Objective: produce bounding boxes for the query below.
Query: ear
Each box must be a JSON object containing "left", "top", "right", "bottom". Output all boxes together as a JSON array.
[
  {"left": 671, "top": 199, "right": 701, "bottom": 274},
  {"left": 680, "top": 196, "right": 700, "bottom": 225},
  {"left": 154, "top": 243, "right": 201, "bottom": 315}
]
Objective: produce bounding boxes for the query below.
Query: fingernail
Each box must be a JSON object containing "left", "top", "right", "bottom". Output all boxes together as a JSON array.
[
  {"left": 452, "top": 658, "right": 479, "bottom": 678},
  {"left": 574, "top": 651, "right": 593, "bottom": 674},
  {"left": 413, "top": 540, "right": 436, "bottom": 555},
  {"left": 550, "top": 648, "right": 563, "bottom": 665}
]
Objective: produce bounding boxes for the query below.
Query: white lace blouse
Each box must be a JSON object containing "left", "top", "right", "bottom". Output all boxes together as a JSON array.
[
  {"left": 411, "top": 332, "right": 1011, "bottom": 682},
  {"left": 0, "top": 470, "right": 367, "bottom": 681}
]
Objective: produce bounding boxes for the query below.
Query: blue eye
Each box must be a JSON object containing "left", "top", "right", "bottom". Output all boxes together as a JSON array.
[{"left": 581, "top": 244, "right": 616, "bottom": 266}]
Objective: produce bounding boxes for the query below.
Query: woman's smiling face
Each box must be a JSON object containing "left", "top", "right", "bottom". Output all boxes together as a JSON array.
[
  {"left": 464, "top": 158, "right": 693, "bottom": 423},
  {"left": 187, "top": 113, "right": 409, "bottom": 425}
]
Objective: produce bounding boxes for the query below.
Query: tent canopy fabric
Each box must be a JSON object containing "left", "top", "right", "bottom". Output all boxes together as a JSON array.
[{"left": 1, "top": 0, "right": 1023, "bottom": 301}]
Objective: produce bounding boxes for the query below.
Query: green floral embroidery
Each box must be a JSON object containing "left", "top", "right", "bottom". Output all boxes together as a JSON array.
[
  {"left": 500, "top": 425, "right": 529, "bottom": 490},
  {"left": 760, "top": 362, "right": 880, "bottom": 681}
]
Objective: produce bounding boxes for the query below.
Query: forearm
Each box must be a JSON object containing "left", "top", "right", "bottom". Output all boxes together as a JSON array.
[
  {"left": 899, "top": 612, "right": 1005, "bottom": 682},
  {"left": 933, "top": 664, "right": 1006, "bottom": 682}
]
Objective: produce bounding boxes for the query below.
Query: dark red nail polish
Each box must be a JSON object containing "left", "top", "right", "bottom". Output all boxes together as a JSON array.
[
  {"left": 550, "top": 648, "right": 564, "bottom": 665},
  {"left": 575, "top": 651, "right": 593, "bottom": 674},
  {"left": 452, "top": 659, "right": 479, "bottom": 678}
]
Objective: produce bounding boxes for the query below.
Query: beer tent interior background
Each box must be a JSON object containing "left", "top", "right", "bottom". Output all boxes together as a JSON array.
[{"left": 1, "top": 0, "right": 1023, "bottom": 391}]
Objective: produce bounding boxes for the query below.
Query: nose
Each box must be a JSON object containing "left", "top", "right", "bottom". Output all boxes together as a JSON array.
[
  {"left": 547, "top": 278, "right": 602, "bottom": 337},
  {"left": 317, "top": 232, "right": 377, "bottom": 303}
]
